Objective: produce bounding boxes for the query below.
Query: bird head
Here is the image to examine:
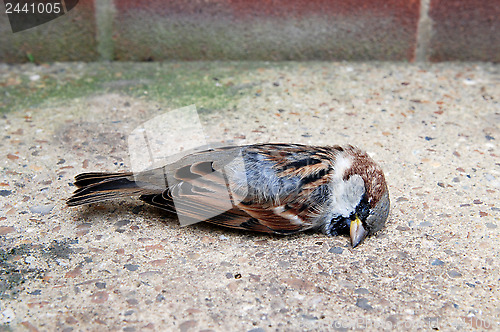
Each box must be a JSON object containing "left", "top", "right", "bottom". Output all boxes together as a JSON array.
[
  {"left": 344, "top": 146, "right": 390, "bottom": 247},
  {"left": 326, "top": 146, "right": 390, "bottom": 247}
]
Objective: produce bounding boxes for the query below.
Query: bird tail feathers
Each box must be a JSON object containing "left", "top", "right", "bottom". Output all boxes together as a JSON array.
[{"left": 67, "top": 172, "right": 154, "bottom": 206}]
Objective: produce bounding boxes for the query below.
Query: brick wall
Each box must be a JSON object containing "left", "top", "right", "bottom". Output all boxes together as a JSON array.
[{"left": 0, "top": 0, "right": 498, "bottom": 62}]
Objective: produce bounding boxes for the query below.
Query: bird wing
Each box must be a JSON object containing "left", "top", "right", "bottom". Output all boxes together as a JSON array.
[{"left": 139, "top": 144, "right": 335, "bottom": 234}]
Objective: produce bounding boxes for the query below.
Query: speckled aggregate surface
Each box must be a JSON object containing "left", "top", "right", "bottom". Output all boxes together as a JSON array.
[{"left": 0, "top": 62, "right": 499, "bottom": 331}]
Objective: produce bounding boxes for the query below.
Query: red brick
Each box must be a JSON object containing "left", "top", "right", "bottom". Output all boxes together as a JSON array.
[
  {"left": 0, "top": 0, "right": 97, "bottom": 63},
  {"left": 429, "top": 0, "right": 500, "bottom": 62},
  {"left": 113, "top": 0, "right": 420, "bottom": 61}
]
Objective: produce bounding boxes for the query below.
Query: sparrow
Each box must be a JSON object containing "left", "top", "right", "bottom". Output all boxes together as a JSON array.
[{"left": 67, "top": 144, "right": 390, "bottom": 247}]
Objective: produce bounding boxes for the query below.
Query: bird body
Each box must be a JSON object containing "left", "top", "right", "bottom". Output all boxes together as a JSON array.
[{"left": 67, "top": 144, "right": 390, "bottom": 247}]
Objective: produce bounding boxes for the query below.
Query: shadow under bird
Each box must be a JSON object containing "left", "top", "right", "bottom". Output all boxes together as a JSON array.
[{"left": 67, "top": 143, "right": 390, "bottom": 247}]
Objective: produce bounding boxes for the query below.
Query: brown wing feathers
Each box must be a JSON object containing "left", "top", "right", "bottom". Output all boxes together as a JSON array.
[{"left": 67, "top": 144, "right": 342, "bottom": 235}]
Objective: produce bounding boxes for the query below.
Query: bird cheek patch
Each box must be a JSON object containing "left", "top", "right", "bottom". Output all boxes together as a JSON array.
[{"left": 328, "top": 174, "right": 365, "bottom": 218}]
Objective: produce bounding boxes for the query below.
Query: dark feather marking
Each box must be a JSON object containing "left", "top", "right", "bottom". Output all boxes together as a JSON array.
[
  {"left": 73, "top": 172, "right": 133, "bottom": 188},
  {"left": 269, "top": 228, "right": 300, "bottom": 234},
  {"left": 238, "top": 199, "right": 254, "bottom": 206},
  {"left": 284, "top": 158, "right": 322, "bottom": 169},
  {"left": 73, "top": 177, "right": 137, "bottom": 195},
  {"left": 191, "top": 161, "right": 216, "bottom": 176},
  {"left": 239, "top": 218, "right": 266, "bottom": 230},
  {"left": 300, "top": 168, "right": 329, "bottom": 186},
  {"left": 292, "top": 203, "right": 309, "bottom": 214},
  {"left": 139, "top": 194, "right": 177, "bottom": 213}
]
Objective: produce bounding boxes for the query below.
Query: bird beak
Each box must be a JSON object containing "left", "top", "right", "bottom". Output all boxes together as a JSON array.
[{"left": 350, "top": 215, "right": 368, "bottom": 248}]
